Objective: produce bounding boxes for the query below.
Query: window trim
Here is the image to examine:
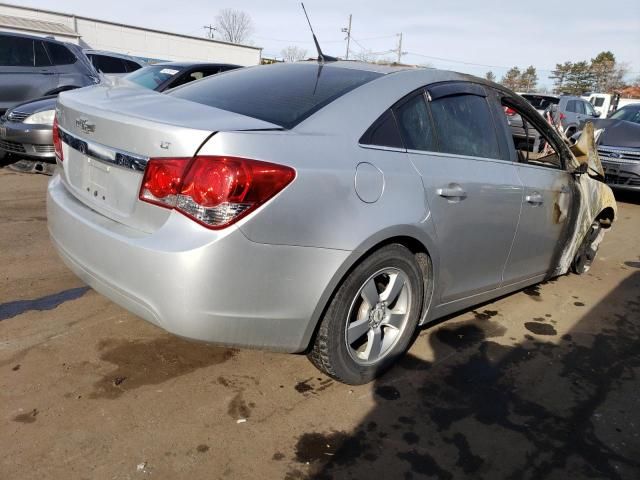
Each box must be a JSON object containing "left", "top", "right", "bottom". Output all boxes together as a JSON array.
[
  {"left": 500, "top": 97, "right": 566, "bottom": 171},
  {"left": 358, "top": 107, "right": 405, "bottom": 150}
]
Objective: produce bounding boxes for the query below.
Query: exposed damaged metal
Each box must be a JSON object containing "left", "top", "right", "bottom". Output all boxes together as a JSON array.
[{"left": 551, "top": 121, "right": 617, "bottom": 276}]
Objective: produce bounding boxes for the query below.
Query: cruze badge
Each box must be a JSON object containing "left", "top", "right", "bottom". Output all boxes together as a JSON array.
[{"left": 76, "top": 118, "right": 96, "bottom": 134}]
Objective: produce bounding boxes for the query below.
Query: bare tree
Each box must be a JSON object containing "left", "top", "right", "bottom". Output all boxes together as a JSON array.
[
  {"left": 351, "top": 49, "right": 375, "bottom": 63},
  {"left": 214, "top": 9, "right": 253, "bottom": 44},
  {"left": 281, "top": 46, "right": 308, "bottom": 63}
]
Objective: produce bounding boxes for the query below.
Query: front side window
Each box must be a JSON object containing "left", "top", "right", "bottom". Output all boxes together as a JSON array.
[
  {"left": 46, "top": 42, "right": 76, "bottom": 65},
  {"left": 429, "top": 94, "right": 501, "bottom": 159},
  {"left": 34, "top": 41, "right": 51, "bottom": 67},
  {"left": 393, "top": 93, "right": 436, "bottom": 151},
  {"left": 500, "top": 99, "right": 562, "bottom": 169},
  {"left": 584, "top": 101, "right": 597, "bottom": 116},
  {"left": 0, "top": 36, "right": 35, "bottom": 67},
  {"left": 593, "top": 97, "right": 605, "bottom": 107}
]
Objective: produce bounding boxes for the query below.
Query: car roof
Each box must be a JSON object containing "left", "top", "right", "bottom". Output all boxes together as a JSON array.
[
  {"left": 149, "top": 61, "right": 241, "bottom": 69},
  {"left": 0, "top": 30, "right": 70, "bottom": 46}
]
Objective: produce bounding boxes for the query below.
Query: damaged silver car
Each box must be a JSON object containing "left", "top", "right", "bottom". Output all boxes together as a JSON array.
[{"left": 48, "top": 62, "right": 616, "bottom": 384}]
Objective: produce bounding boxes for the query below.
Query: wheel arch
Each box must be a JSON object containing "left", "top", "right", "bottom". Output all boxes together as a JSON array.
[
  {"left": 595, "top": 206, "right": 615, "bottom": 228},
  {"left": 298, "top": 225, "right": 439, "bottom": 353}
]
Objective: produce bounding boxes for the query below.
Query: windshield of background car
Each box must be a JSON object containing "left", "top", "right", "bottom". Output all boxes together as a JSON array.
[
  {"left": 168, "top": 63, "right": 383, "bottom": 128},
  {"left": 125, "top": 65, "right": 181, "bottom": 90},
  {"left": 521, "top": 94, "right": 560, "bottom": 110},
  {"left": 609, "top": 107, "right": 640, "bottom": 124}
]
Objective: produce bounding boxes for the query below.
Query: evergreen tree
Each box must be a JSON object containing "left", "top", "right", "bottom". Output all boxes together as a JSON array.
[
  {"left": 550, "top": 62, "right": 573, "bottom": 94},
  {"left": 520, "top": 66, "right": 538, "bottom": 92},
  {"left": 501, "top": 67, "right": 521, "bottom": 91}
]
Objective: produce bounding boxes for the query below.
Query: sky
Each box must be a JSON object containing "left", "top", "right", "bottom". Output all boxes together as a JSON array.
[{"left": 16, "top": 0, "right": 640, "bottom": 88}]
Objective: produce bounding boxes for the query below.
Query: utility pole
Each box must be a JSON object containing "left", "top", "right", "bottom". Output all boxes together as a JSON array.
[
  {"left": 396, "top": 32, "right": 403, "bottom": 64},
  {"left": 341, "top": 14, "right": 352, "bottom": 60},
  {"left": 203, "top": 24, "right": 216, "bottom": 39}
]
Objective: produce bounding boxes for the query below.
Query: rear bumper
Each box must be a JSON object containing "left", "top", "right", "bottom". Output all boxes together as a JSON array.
[
  {"left": 47, "top": 174, "right": 350, "bottom": 352},
  {"left": 0, "top": 120, "right": 54, "bottom": 159}
]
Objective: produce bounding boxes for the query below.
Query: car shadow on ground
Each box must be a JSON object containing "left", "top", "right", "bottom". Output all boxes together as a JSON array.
[
  {"left": 614, "top": 189, "right": 640, "bottom": 206},
  {"left": 291, "top": 271, "right": 640, "bottom": 480}
]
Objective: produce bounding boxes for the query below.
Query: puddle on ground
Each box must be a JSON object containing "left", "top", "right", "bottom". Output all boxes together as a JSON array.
[
  {"left": 89, "top": 336, "right": 237, "bottom": 399},
  {"left": 0, "top": 287, "right": 90, "bottom": 321},
  {"left": 525, "top": 322, "right": 558, "bottom": 336}
]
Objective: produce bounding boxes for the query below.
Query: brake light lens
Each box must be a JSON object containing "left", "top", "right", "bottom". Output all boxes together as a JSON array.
[
  {"left": 559, "top": 112, "right": 566, "bottom": 121},
  {"left": 52, "top": 115, "right": 63, "bottom": 161},
  {"left": 504, "top": 106, "right": 516, "bottom": 116},
  {"left": 140, "top": 156, "right": 295, "bottom": 229}
]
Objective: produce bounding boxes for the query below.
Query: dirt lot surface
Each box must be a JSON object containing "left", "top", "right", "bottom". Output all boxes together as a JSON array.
[{"left": 1, "top": 168, "right": 639, "bottom": 480}]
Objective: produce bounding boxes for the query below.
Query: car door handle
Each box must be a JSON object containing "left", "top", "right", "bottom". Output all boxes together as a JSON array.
[
  {"left": 525, "top": 193, "right": 543, "bottom": 205},
  {"left": 436, "top": 185, "right": 467, "bottom": 200}
]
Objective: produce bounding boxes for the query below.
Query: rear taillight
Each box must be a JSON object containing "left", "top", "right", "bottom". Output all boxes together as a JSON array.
[
  {"left": 52, "top": 115, "right": 63, "bottom": 161},
  {"left": 504, "top": 106, "right": 516, "bottom": 116},
  {"left": 140, "top": 156, "right": 295, "bottom": 229},
  {"left": 559, "top": 112, "right": 566, "bottom": 121}
]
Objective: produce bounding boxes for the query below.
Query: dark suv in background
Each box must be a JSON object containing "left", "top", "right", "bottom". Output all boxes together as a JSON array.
[
  {"left": 506, "top": 93, "right": 599, "bottom": 150},
  {"left": 0, "top": 32, "right": 145, "bottom": 115},
  {"left": 0, "top": 32, "right": 98, "bottom": 114}
]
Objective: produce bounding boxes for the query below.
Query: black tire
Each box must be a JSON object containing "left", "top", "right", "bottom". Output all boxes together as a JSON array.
[
  {"left": 572, "top": 221, "right": 602, "bottom": 274},
  {"left": 308, "top": 244, "right": 424, "bottom": 385}
]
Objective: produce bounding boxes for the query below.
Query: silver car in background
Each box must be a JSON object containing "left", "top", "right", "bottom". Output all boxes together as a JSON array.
[{"left": 48, "top": 62, "right": 616, "bottom": 384}]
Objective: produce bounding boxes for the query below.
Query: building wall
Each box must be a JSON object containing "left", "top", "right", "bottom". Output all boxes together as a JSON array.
[{"left": 0, "top": 3, "right": 262, "bottom": 66}]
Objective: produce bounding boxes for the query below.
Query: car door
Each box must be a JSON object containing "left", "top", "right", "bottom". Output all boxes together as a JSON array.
[
  {"left": 396, "top": 83, "right": 523, "bottom": 303},
  {"left": 0, "top": 35, "right": 58, "bottom": 111},
  {"left": 496, "top": 93, "right": 575, "bottom": 283}
]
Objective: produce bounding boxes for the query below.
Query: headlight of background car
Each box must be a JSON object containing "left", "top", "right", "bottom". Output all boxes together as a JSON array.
[{"left": 24, "top": 110, "right": 55, "bottom": 126}]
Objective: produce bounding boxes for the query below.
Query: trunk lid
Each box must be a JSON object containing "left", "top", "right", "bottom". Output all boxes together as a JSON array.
[{"left": 56, "top": 84, "right": 279, "bottom": 232}]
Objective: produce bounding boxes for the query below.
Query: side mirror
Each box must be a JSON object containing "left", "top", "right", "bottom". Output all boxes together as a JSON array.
[
  {"left": 592, "top": 112, "right": 600, "bottom": 117},
  {"left": 573, "top": 163, "right": 588, "bottom": 176}
]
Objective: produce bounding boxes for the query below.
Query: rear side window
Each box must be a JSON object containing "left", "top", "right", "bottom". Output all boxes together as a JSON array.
[
  {"left": 0, "top": 35, "right": 35, "bottom": 66},
  {"left": 123, "top": 59, "right": 142, "bottom": 72},
  {"left": 359, "top": 110, "right": 404, "bottom": 149},
  {"left": 566, "top": 100, "right": 577, "bottom": 113},
  {"left": 46, "top": 43, "right": 76, "bottom": 65},
  {"left": 394, "top": 93, "right": 436, "bottom": 151},
  {"left": 90, "top": 54, "right": 127, "bottom": 73},
  {"left": 169, "top": 63, "right": 382, "bottom": 128},
  {"left": 429, "top": 94, "right": 501, "bottom": 159}
]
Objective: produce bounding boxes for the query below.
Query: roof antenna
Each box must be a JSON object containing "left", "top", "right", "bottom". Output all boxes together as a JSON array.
[{"left": 301, "top": 3, "right": 337, "bottom": 63}]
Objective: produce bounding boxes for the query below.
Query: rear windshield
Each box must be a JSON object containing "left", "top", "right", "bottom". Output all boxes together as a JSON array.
[
  {"left": 125, "top": 65, "right": 181, "bottom": 90},
  {"left": 169, "top": 63, "right": 383, "bottom": 128},
  {"left": 521, "top": 94, "right": 559, "bottom": 110}
]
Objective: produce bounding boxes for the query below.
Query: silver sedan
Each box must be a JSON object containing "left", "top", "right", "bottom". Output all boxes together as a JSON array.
[{"left": 47, "top": 61, "right": 616, "bottom": 384}]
